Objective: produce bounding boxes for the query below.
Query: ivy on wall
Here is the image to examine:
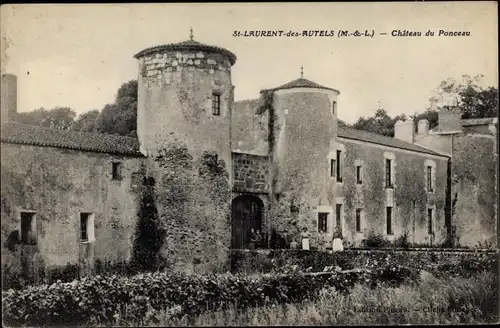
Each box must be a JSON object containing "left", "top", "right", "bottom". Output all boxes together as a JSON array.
[{"left": 151, "top": 139, "right": 231, "bottom": 271}]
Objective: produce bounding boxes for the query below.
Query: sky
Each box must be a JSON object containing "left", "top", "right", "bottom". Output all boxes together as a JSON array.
[{"left": 1, "top": 2, "right": 498, "bottom": 124}]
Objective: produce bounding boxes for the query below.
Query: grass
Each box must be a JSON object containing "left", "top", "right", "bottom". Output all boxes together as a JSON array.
[{"left": 128, "top": 271, "right": 498, "bottom": 326}]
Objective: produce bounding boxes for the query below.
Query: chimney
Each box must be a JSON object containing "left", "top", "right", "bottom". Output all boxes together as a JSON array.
[
  {"left": 1, "top": 73, "right": 17, "bottom": 125},
  {"left": 394, "top": 118, "right": 414, "bottom": 143},
  {"left": 438, "top": 106, "right": 462, "bottom": 132},
  {"left": 417, "top": 119, "right": 429, "bottom": 136}
]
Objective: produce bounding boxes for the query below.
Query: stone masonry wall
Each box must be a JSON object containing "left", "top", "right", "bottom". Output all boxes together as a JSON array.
[
  {"left": 136, "top": 47, "right": 234, "bottom": 273},
  {"left": 452, "top": 133, "right": 497, "bottom": 247},
  {"left": 338, "top": 139, "right": 449, "bottom": 247},
  {"left": 1, "top": 143, "right": 144, "bottom": 280},
  {"left": 269, "top": 90, "right": 338, "bottom": 246},
  {"left": 137, "top": 48, "right": 233, "bottom": 174},
  {"left": 232, "top": 99, "right": 269, "bottom": 156},
  {"left": 232, "top": 152, "right": 270, "bottom": 194},
  {"left": 151, "top": 143, "right": 231, "bottom": 274}
]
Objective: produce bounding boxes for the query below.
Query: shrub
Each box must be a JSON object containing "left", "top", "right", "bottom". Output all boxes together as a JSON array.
[
  {"left": 394, "top": 232, "right": 410, "bottom": 249},
  {"left": 159, "top": 272, "right": 498, "bottom": 326},
  {"left": 365, "top": 232, "right": 391, "bottom": 248},
  {"left": 229, "top": 249, "right": 498, "bottom": 280},
  {"left": 2, "top": 264, "right": 418, "bottom": 326}
]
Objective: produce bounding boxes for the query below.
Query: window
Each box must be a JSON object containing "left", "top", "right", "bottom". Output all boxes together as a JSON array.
[
  {"left": 80, "top": 213, "right": 94, "bottom": 243},
  {"left": 427, "top": 208, "right": 433, "bottom": 235},
  {"left": 212, "top": 93, "right": 221, "bottom": 115},
  {"left": 356, "top": 165, "right": 363, "bottom": 184},
  {"left": 385, "top": 159, "right": 392, "bottom": 188},
  {"left": 355, "top": 209, "right": 362, "bottom": 232},
  {"left": 386, "top": 207, "right": 393, "bottom": 235},
  {"left": 335, "top": 204, "right": 342, "bottom": 229},
  {"left": 20, "top": 212, "right": 36, "bottom": 245},
  {"left": 112, "top": 162, "right": 123, "bottom": 180},
  {"left": 332, "top": 101, "right": 337, "bottom": 115},
  {"left": 318, "top": 212, "right": 328, "bottom": 233},
  {"left": 426, "top": 166, "right": 433, "bottom": 192},
  {"left": 425, "top": 160, "right": 436, "bottom": 193},
  {"left": 330, "top": 159, "right": 336, "bottom": 178},
  {"left": 336, "top": 150, "right": 342, "bottom": 182}
]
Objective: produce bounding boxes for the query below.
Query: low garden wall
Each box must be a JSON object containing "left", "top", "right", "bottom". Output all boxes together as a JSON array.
[{"left": 230, "top": 249, "right": 499, "bottom": 278}]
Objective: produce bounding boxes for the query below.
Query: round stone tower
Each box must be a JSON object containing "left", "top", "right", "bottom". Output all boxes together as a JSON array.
[
  {"left": 134, "top": 34, "right": 237, "bottom": 272},
  {"left": 134, "top": 33, "right": 236, "bottom": 169},
  {"left": 266, "top": 73, "right": 340, "bottom": 237}
]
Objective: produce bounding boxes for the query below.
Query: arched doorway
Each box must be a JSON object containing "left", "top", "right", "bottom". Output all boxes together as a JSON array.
[{"left": 231, "top": 195, "right": 263, "bottom": 249}]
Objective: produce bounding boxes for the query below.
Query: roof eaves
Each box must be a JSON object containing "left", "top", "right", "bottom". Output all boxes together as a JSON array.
[
  {"left": 337, "top": 130, "right": 449, "bottom": 158},
  {"left": 133, "top": 41, "right": 237, "bottom": 65},
  {"left": 1, "top": 138, "right": 145, "bottom": 157}
]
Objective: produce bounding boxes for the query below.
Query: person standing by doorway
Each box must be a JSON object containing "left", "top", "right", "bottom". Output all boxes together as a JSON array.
[
  {"left": 317, "top": 230, "right": 326, "bottom": 252},
  {"left": 301, "top": 227, "right": 311, "bottom": 250},
  {"left": 332, "top": 226, "right": 344, "bottom": 252},
  {"left": 249, "top": 228, "right": 257, "bottom": 250},
  {"left": 255, "top": 230, "right": 262, "bottom": 249}
]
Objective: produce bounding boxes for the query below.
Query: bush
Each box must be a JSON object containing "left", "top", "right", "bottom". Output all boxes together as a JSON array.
[
  {"left": 2, "top": 264, "right": 418, "bottom": 326},
  {"left": 365, "top": 232, "right": 391, "bottom": 248},
  {"left": 230, "top": 249, "right": 498, "bottom": 280},
  {"left": 394, "top": 232, "right": 410, "bottom": 249}
]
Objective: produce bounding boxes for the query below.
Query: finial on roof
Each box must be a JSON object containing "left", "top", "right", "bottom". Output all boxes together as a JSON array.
[
  {"left": 190, "top": 27, "right": 194, "bottom": 40},
  {"left": 300, "top": 65, "right": 304, "bottom": 78}
]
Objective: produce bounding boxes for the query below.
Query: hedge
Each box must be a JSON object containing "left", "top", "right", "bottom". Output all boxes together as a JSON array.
[
  {"left": 2, "top": 265, "right": 417, "bottom": 326},
  {"left": 230, "top": 249, "right": 499, "bottom": 278}
]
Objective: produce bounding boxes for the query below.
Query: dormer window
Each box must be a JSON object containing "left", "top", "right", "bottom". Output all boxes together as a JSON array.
[{"left": 212, "top": 93, "right": 221, "bottom": 116}]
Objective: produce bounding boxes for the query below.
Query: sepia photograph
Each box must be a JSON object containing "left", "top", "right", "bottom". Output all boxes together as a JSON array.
[{"left": 1, "top": 2, "right": 498, "bottom": 326}]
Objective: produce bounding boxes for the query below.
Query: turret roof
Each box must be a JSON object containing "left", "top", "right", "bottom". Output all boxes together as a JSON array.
[
  {"left": 133, "top": 39, "right": 237, "bottom": 66},
  {"left": 262, "top": 78, "right": 339, "bottom": 93}
]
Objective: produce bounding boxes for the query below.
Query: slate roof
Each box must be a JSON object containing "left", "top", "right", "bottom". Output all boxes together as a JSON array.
[
  {"left": 338, "top": 127, "right": 447, "bottom": 157},
  {"left": 133, "top": 39, "right": 237, "bottom": 66},
  {"left": 1, "top": 120, "right": 446, "bottom": 158},
  {"left": 263, "top": 78, "right": 339, "bottom": 93},
  {"left": 1, "top": 122, "right": 143, "bottom": 157}
]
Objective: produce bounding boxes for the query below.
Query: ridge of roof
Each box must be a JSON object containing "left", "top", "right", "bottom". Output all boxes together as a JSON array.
[
  {"left": 133, "top": 39, "right": 237, "bottom": 65},
  {"left": 1, "top": 122, "right": 143, "bottom": 157},
  {"left": 1, "top": 123, "right": 446, "bottom": 158},
  {"left": 338, "top": 126, "right": 448, "bottom": 157},
  {"left": 261, "top": 78, "right": 339, "bottom": 93}
]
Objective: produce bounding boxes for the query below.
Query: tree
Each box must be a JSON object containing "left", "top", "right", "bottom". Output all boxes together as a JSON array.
[
  {"left": 337, "top": 119, "right": 348, "bottom": 128},
  {"left": 410, "top": 109, "right": 439, "bottom": 131},
  {"left": 430, "top": 74, "right": 498, "bottom": 119},
  {"left": 131, "top": 178, "right": 165, "bottom": 272},
  {"left": 13, "top": 107, "right": 76, "bottom": 130},
  {"left": 351, "top": 108, "right": 404, "bottom": 137},
  {"left": 71, "top": 110, "right": 100, "bottom": 132},
  {"left": 96, "top": 80, "right": 137, "bottom": 137}
]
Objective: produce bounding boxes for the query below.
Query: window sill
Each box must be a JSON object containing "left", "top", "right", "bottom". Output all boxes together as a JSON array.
[
  {"left": 79, "top": 240, "right": 94, "bottom": 244},
  {"left": 385, "top": 186, "right": 394, "bottom": 189}
]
